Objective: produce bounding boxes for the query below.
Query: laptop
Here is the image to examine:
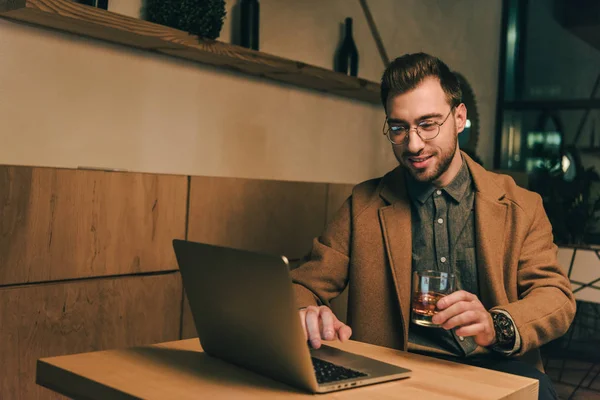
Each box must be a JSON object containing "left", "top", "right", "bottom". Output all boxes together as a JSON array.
[{"left": 172, "top": 239, "right": 411, "bottom": 394}]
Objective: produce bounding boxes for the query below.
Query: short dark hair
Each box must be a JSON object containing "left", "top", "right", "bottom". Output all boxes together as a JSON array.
[{"left": 380, "top": 53, "right": 462, "bottom": 113}]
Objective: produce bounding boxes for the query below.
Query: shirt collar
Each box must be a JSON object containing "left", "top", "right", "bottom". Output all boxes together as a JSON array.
[
  {"left": 444, "top": 159, "right": 471, "bottom": 203},
  {"left": 406, "top": 156, "right": 471, "bottom": 204},
  {"left": 406, "top": 173, "right": 436, "bottom": 205}
]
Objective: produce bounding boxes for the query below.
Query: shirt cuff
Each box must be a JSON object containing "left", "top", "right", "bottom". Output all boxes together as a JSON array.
[{"left": 491, "top": 309, "right": 521, "bottom": 355}]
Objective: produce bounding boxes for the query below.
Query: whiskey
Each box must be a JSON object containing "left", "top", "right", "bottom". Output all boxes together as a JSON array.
[
  {"left": 411, "top": 270, "right": 455, "bottom": 327},
  {"left": 411, "top": 291, "right": 445, "bottom": 327}
]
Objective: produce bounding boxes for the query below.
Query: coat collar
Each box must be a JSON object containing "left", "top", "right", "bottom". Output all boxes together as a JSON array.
[{"left": 465, "top": 152, "right": 506, "bottom": 202}]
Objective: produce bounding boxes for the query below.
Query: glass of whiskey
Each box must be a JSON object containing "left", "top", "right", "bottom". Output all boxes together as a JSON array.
[{"left": 411, "top": 270, "right": 456, "bottom": 327}]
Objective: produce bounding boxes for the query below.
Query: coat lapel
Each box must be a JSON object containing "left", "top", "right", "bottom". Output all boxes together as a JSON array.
[
  {"left": 378, "top": 168, "right": 413, "bottom": 344},
  {"left": 466, "top": 156, "right": 508, "bottom": 309}
]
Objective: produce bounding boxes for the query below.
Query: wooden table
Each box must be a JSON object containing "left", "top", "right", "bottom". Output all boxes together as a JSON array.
[{"left": 36, "top": 338, "right": 538, "bottom": 399}]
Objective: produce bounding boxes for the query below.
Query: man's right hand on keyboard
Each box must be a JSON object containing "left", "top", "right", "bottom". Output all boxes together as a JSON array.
[{"left": 299, "top": 305, "right": 352, "bottom": 349}]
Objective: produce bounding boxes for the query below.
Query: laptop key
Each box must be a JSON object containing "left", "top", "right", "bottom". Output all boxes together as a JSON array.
[{"left": 311, "top": 357, "right": 368, "bottom": 384}]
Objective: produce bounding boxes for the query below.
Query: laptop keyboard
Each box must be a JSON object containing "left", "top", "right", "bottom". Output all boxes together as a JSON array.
[{"left": 311, "top": 357, "right": 368, "bottom": 384}]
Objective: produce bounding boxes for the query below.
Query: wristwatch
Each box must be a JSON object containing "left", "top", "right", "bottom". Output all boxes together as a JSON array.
[{"left": 492, "top": 312, "right": 516, "bottom": 349}]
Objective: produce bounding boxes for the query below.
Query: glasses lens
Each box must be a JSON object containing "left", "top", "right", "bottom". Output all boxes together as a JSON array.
[
  {"left": 387, "top": 126, "right": 406, "bottom": 144},
  {"left": 418, "top": 123, "right": 439, "bottom": 140}
]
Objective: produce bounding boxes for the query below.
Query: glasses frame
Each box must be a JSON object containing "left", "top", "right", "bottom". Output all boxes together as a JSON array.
[{"left": 383, "top": 107, "right": 455, "bottom": 145}]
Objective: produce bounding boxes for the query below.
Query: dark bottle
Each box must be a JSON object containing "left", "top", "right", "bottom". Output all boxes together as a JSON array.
[
  {"left": 76, "top": 0, "right": 108, "bottom": 9},
  {"left": 240, "top": 0, "right": 260, "bottom": 51},
  {"left": 335, "top": 17, "right": 359, "bottom": 77}
]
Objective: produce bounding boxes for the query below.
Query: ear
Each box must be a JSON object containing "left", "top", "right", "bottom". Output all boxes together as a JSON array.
[{"left": 454, "top": 103, "right": 467, "bottom": 134}]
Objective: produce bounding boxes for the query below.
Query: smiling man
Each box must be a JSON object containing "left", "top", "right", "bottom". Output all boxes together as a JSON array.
[{"left": 290, "top": 53, "right": 575, "bottom": 400}]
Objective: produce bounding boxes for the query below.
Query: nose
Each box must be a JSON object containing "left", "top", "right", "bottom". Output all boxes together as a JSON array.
[{"left": 406, "top": 129, "right": 425, "bottom": 154}]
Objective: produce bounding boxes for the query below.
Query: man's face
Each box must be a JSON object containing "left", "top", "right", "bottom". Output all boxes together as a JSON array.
[{"left": 385, "top": 77, "right": 467, "bottom": 187}]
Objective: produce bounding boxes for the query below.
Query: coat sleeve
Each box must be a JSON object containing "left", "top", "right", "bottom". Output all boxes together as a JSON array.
[
  {"left": 290, "top": 197, "right": 352, "bottom": 309},
  {"left": 492, "top": 194, "right": 576, "bottom": 356}
]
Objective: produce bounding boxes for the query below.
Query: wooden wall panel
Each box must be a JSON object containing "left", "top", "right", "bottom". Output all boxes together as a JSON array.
[
  {"left": 0, "top": 166, "right": 187, "bottom": 285},
  {"left": 187, "top": 176, "right": 327, "bottom": 260},
  {"left": 0, "top": 272, "right": 182, "bottom": 399}
]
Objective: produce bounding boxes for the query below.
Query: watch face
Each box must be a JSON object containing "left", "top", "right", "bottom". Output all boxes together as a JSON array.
[{"left": 493, "top": 313, "right": 515, "bottom": 344}]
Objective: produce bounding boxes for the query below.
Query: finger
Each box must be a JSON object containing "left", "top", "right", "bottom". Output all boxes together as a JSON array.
[
  {"left": 331, "top": 312, "right": 353, "bottom": 341},
  {"left": 305, "top": 306, "right": 322, "bottom": 348},
  {"left": 337, "top": 324, "right": 353, "bottom": 342},
  {"left": 436, "top": 290, "right": 476, "bottom": 310},
  {"left": 299, "top": 309, "right": 308, "bottom": 340},
  {"left": 319, "top": 307, "right": 336, "bottom": 341},
  {"left": 441, "top": 310, "right": 478, "bottom": 330},
  {"left": 455, "top": 322, "right": 486, "bottom": 338},
  {"left": 432, "top": 300, "right": 471, "bottom": 325}
]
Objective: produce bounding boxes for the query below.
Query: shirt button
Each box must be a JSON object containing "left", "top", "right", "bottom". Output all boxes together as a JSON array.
[
  {"left": 440, "top": 257, "right": 447, "bottom": 263},
  {"left": 437, "top": 218, "right": 444, "bottom": 224},
  {"left": 436, "top": 190, "right": 442, "bottom": 195}
]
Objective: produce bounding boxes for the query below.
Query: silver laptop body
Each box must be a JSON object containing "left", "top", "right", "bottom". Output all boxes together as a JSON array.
[{"left": 173, "top": 239, "right": 411, "bottom": 394}]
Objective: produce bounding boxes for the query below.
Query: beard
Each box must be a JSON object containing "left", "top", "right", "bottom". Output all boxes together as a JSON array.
[{"left": 398, "top": 135, "right": 458, "bottom": 184}]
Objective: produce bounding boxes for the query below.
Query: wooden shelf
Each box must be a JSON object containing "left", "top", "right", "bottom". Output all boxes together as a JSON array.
[{"left": 0, "top": 0, "right": 381, "bottom": 104}]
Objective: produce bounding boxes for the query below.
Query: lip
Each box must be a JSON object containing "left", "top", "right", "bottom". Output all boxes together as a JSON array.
[{"left": 407, "top": 155, "right": 433, "bottom": 169}]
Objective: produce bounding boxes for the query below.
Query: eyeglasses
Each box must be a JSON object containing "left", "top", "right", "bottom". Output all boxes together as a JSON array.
[{"left": 382, "top": 108, "right": 454, "bottom": 145}]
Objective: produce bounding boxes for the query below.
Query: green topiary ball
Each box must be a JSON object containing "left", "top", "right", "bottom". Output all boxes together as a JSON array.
[{"left": 145, "top": 0, "right": 227, "bottom": 40}]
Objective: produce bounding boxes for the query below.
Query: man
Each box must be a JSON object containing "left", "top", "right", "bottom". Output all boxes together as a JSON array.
[{"left": 290, "top": 53, "right": 575, "bottom": 399}]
